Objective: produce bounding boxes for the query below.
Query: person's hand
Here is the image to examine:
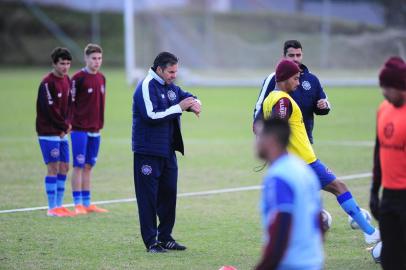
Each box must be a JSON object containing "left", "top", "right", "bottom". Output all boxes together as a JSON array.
[
  {"left": 66, "top": 124, "right": 72, "bottom": 134},
  {"left": 179, "top": 97, "right": 196, "bottom": 111},
  {"left": 189, "top": 101, "right": 201, "bottom": 117},
  {"left": 369, "top": 192, "right": 380, "bottom": 221},
  {"left": 317, "top": 99, "right": 329, "bottom": 109}
]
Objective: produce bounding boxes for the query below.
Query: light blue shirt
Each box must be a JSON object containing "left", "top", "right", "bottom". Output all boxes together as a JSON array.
[{"left": 261, "top": 154, "right": 324, "bottom": 270}]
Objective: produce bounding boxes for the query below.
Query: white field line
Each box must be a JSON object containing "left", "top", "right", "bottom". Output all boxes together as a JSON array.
[{"left": 0, "top": 172, "right": 372, "bottom": 214}]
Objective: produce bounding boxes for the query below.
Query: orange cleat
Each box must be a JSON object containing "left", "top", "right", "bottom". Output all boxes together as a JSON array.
[
  {"left": 75, "top": 204, "right": 88, "bottom": 215},
  {"left": 47, "top": 207, "right": 74, "bottom": 217},
  {"left": 56, "top": 206, "right": 76, "bottom": 217},
  {"left": 85, "top": 204, "right": 109, "bottom": 213}
]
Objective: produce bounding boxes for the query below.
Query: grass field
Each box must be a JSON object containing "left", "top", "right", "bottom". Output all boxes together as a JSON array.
[{"left": 0, "top": 68, "right": 384, "bottom": 270}]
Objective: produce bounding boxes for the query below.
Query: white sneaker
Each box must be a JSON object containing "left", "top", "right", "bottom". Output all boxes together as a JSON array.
[{"left": 364, "top": 228, "right": 380, "bottom": 245}]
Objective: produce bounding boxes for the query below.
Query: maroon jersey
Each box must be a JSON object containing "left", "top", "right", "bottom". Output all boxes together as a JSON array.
[
  {"left": 71, "top": 68, "right": 106, "bottom": 132},
  {"left": 36, "top": 72, "right": 71, "bottom": 136}
]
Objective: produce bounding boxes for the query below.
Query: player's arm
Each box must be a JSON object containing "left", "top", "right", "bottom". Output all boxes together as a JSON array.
[
  {"left": 176, "top": 86, "right": 201, "bottom": 116},
  {"left": 38, "top": 82, "right": 69, "bottom": 133},
  {"left": 313, "top": 78, "right": 331, "bottom": 115},
  {"left": 135, "top": 82, "right": 183, "bottom": 123},
  {"left": 271, "top": 97, "right": 293, "bottom": 120},
  {"left": 255, "top": 178, "right": 294, "bottom": 270},
  {"left": 253, "top": 75, "right": 276, "bottom": 131},
  {"left": 369, "top": 136, "right": 381, "bottom": 220}
]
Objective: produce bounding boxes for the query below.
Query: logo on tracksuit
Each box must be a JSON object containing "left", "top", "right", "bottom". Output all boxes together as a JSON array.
[
  {"left": 141, "top": 165, "right": 152, "bottom": 175},
  {"left": 167, "top": 90, "right": 177, "bottom": 101},
  {"left": 302, "top": 81, "right": 311, "bottom": 90}
]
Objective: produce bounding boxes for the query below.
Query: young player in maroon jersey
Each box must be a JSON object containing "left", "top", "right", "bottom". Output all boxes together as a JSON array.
[
  {"left": 70, "top": 44, "right": 108, "bottom": 214},
  {"left": 36, "top": 47, "right": 76, "bottom": 217}
]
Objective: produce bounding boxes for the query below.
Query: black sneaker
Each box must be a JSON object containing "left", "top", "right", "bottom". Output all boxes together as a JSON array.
[
  {"left": 147, "top": 242, "right": 167, "bottom": 253},
  {"left": 161, "top": 240, "right": 187, "bottom": 251}
]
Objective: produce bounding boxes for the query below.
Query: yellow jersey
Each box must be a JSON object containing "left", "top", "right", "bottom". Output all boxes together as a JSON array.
[{"left": 263, "top": 91, "right": 317, "bottom": 164}]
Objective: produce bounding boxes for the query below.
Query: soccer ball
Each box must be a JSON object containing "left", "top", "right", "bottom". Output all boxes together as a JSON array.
[
  {"left": 219, "top": 266, "right": 237, "bottom": 270},
  {"left": 348, "top": 208, "right": 372, "bottom": 230},
  {"left": 370, "top": 241, "right": 382, "bottom": 263},
  {"left": 321, "top": 209, "right": 332, "bottom": 231}
]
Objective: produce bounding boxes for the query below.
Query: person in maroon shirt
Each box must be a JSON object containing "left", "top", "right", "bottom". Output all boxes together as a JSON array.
[
  {"left": 36, "top": 47, "right": 76, "bottom": 217},
  {"left": 70, "top": 44, "right": 108, "bottom": 214}
]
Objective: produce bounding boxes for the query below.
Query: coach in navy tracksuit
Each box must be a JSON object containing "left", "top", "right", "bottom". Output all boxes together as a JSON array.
[
  {"left": 253, "top": 40, "right": 330, "bottom": 144},
  {"left": 132, "top": 52, "right": 201, "bottom": 253}
]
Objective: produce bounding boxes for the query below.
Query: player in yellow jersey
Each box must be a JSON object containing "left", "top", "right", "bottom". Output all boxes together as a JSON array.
[{"left": 258, "top": 60, "right": 380, "bottom": 244}]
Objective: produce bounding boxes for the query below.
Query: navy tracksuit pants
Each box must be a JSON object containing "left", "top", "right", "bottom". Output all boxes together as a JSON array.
[{"left": 133, "top": 152, "right": 178, "bottom": 248}]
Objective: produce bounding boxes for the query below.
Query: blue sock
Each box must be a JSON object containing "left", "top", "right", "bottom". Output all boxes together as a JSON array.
[
  {"left": 337, "top": 191, "right": 375, "bottom": 235},
  {"left": 56, "top": 174, "right": 67, "bottom": 207},
  {"left": 72, "top": 191, "right": 82, "bottom": 206},
  {"left": 45, "top": 176, "right": 57, "bottom": 210},
  {"left": 82, "top": 190, "right": 90, "bottom": 207}
]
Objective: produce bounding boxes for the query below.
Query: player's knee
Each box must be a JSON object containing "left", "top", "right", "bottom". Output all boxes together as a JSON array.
[
  {"left": 59, "top": 162, "right": 69, "bottom": 174},
  {"left": 47, "top": 163, "right": 59, "bottom": 176},
  {"left": 324, "top": 180, "right": 348, "bottom": 196},
  {"left": 84, "top": 164, "right": 93, "bottom": 171}
]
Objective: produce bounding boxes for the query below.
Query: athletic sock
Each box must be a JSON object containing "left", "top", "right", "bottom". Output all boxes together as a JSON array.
[
  {"left": 72, "top": 191, "right": 82, "bottom": 206},
  {"left": 81, "top": 190, "right": 90, "bottom": 207},
  {"left": 337, "top": 191, "right": 375, "bottom": 235},
  {"left": 56, "top": 174, "right": 67, "bottom": 207},
  {"left": 44, "top": 176, "right": 57, "bottom": 210}
]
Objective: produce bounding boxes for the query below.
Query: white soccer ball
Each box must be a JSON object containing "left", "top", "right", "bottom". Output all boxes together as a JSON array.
[
  {"left": 370, "top": 241, "right": 382, "bottom": 263},
  {"left": 321, "top": 209, "right": 332, "bottom": 231},
  {"left": 348, "top": 208, "right": 372, "bottom": 230}
]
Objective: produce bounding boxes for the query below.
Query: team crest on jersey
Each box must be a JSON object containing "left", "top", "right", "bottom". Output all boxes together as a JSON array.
[
  {"left": 302, "top": 80, "right": 311, "bottom": 90},
  {"left": 101, "top": 85, "right": 105, "bottom": 94},
  {"left": 50, "top": 148, "right": 60, "bottom": 158},
  {"left": 167, "top": 90, "right": 177, "bottom": 101},
  {"left": 384, "top": 122, "right": 394, "bottom": 139},
  {"left": 141, "top": 165, "right": 152, "bottom": 176},
  {"left": 88, "top": 88, "right": 93, "bottom": 93},
  {"left": 326, "top": 167, "right": 333, "bottom": 175},
  {"left": 76, "top": 154, "right": 85, "bottom": 164}
]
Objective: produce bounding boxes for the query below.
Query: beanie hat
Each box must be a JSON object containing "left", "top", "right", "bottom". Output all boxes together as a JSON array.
[
  {"left": 275, "top": 60, "right": 301, "bottom": 82},
  {"left": 379, "top": 57, "right": 406, "bottom": 91}
]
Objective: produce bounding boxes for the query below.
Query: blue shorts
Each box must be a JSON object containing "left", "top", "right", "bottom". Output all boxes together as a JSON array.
[
  {"left": 38, "top": 136, "right": 69, "bottom": 164},
  {"left": 71, "top": 131, "right": 101, "bottom": 168},
  {"left": 309, "top": 159, "right": 336, "bottom": 188}
]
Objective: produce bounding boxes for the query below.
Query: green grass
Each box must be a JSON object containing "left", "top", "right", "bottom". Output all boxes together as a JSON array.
[{"left": 0, "top": 68, "right": 384, "bottom": 269}]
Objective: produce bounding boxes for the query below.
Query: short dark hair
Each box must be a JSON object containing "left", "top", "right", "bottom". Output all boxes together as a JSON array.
[
  {"left": 51, "top": 47, "right": 72, "bottom": 64},
  {"left": 84, "top": 43, "right": 103, "bottom": 56},
  {"left": 283, "top": 40, "right": 302, "bottom": 56},
  {"left": 152, "top": 52, "right": 178, "bottom": 71},
  {"left": 261, "top": 118, "right": 291, "bottom": 148}
]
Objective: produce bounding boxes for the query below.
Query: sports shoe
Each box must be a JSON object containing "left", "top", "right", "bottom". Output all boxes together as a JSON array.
[
  {"left": 147, "top": 243, "right": 167, "bottom": 253},
  {"left": 55, "top": 206, "right": 76, "bottom": 217},
  {"left": 75, "top": 204, "right": 88, "bottom": 215},
  {"left": 85, "top": 204, "right": 109, "bottom": 213},
  {"left": 161, "top": 240, "right": 187, "bottom": 251},
  {"left": 365, "top": 228, "right": 381, "bottom": 245},
  {"left": 47, "top": 208, "right": 73, "bottom": 217}
]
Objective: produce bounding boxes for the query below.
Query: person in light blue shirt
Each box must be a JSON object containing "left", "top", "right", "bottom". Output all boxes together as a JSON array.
[{"left": 255, "top": 118, "right": 324, "bottom": 270}]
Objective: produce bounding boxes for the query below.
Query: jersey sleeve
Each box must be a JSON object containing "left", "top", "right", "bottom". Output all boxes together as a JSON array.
[
  {"left": 271, "top": 97, "right": 293, "bottom": 120},
  {"left": 38, "top": 82, "right": 68, "bottom": 132},
  {"left": 135, "top": 80, "right": 182, "bottom": 123},
  {"left": 254, "top": 75, "right": 276, "bottom": 123}
]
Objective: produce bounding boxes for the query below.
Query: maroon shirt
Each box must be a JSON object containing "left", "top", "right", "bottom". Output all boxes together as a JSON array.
[
  {"left": 71, "top": 69, "right": 106, "bottom": 132},
  {"left": 36, "top": 72, "right": 71, "bottom": 136}
]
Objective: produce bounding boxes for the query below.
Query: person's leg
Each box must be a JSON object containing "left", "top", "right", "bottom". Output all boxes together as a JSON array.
[
  {"left": 134, "top": 153, "right": 162, "bottom": 249},
  {"left": 157, "top": 152, "right": 178, "bottom": 243},
  {"left": 38, "top": 139, "right": 59, "bottom": 212},
  {"left": 70, "top": 131, "right": 87, "bottom": 211},
  {"left": 56, "top": 138, "right": 69, "bottom": 208},
  {"left": 380, "top": 192, "right": 404, "bottom": 270},
  {"left": 310, "top": 160, "right": 376, "bottom": 237},
  {"left": 82, "top": 135, "right": 107, "bottom": 212}
]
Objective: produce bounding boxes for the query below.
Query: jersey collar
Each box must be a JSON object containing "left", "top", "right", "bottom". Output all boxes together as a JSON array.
[{"left": 148, "top": 68, "right": 165, "bottom": 85}]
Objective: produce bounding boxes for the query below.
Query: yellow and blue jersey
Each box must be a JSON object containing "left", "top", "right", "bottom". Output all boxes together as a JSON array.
[{"left": 262, "top": 90, "right": 317, "bottom": 164}]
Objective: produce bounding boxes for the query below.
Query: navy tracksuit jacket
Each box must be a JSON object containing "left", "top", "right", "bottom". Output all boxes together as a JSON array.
[
  {"left": 253, "top": 64, "right": 330, "bottom": 144},
  {"left": 132, "top": 68, "right": 196, "bottom": 248}
]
